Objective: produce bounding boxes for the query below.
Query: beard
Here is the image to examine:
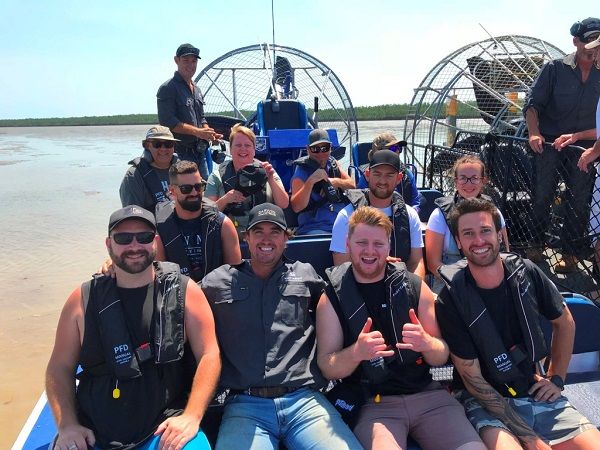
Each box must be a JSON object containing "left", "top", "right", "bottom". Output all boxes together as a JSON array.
[
  {"left": 368, "top": 181, "right": 395, "bottom": 200},
  {"left": 464, "top": 243, "right": 500, "bottom": 268},
  {"left": 179, "top": 195, "right": 202, "bottom": 211},
  {"left": 109, "top": 247, "right": 155, "bottom": 274},
  {"left": 349, "top": 251, "right": 387, "bottom": 282}
]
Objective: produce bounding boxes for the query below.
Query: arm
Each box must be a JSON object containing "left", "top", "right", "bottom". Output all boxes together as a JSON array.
[
  {"left": 316, "top": 293, "right": 394, "bottom": 380},
  {"left": 119, "top": 168, "right": 147, "bottom": 208},
  {"left": 406, "top": 247, "right": 425, "bottom": 280},
  {"left": 220, "top": 217, "right": 242, "bottom": 265},
  {"left": 501, "top": 227, "right": 510, "bottom": 252},
  {"left": 577, "top": 139, "right": 600, "bottom": 173},
  {"left": 155, "top": 280, "right": 221, "bottom": 449},
  {"left": 553, "top": 128, "right": 597, "bottom": 150},
  {"left": 397, "top": 283, "right": 449, "bottom": 366},
  {"left": 205, "top": 173, "right": 246, "bottom": 212},
  {"left": 452, "top": 354, "right": 547, "bottom": 448},
  {"left": 46, "top": 287, "right": 96, "bottom": 450},
  {"left": 329, "top": 166, "right": 356, "bottom": 190},
  {"left": 525, "top": 107, "right": 545, "bottom": 154},
  {"left": 155, "top": 234, "right": 166, "bottom": 261},
  {"left": 290, "top": 170, "right": 326, "bottom": 213},
  {"left": 172, "top": 122, "right": 220, "bottom": 142},
  {"left": 262, "top": 162, "right": 290, "bottom": 209},
  {"left": 425, "top": 229, "right": 445, "bottom": 278},
  {"left": 332, "top": 252, "right": 351, "bottom": 266}
]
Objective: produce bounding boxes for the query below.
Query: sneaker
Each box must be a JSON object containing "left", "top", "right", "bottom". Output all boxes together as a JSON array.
[
  {"left": 555, "top": 255, "right": 578, "bottom": 274},
  {"left": 525, "top": 247, "right": 544, "bottom": 263}
]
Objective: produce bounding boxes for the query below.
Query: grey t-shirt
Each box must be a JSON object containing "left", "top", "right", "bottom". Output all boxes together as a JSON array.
[{"left": 119, "top": 163, "right": 170, "bottom": 212}]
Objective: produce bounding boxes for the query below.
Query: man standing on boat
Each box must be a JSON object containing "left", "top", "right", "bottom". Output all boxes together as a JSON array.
[
  {"left": 119, "top": 125, "right": 179, "bottom": 212},
  {"left": 524, "top": 17, "right": 600, "bottom": 273},
  {"left": 290, "top": 129, "right": 355, "bottom": 235},
  {"left": 46, "top": 205, "right": 220, "bottom": 450},
  {"left": 317, "top": 206, "right": 485, "bottom": 450},
  {"left": 330, "top": 151, "right": 425, "bottom": 279},
  {"left": 157, "top": 43, "right": 222, "bottom": 180},
  {"left": 201, "top": 203, "right": 363, "bottom": 450},
  {"left": 155, "top": 160, "right": 241, "bottom": 281},
  {"left": 436, "top": 197, "right": 600, "bottom": 449}
]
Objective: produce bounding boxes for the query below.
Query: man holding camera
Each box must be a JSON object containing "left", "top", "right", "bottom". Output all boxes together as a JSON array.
[
  {"left": 290, "top": 129, "right": 355, "bottom": 235},
  {"left": 206, "top": 124, "right": 289, "bottom": 236}
]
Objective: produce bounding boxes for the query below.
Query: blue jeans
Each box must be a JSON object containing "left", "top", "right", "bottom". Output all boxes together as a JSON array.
[{"left": 215, "top": 388, "right": 363, "bottom": 450}]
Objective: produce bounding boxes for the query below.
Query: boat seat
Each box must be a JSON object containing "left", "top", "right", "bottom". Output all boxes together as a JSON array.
[
  {"left": 417, "top": 188, "right": 444, "bottom": 223},
  {"left": 256, "top": 99, "right": 308, "bottom": 135}
]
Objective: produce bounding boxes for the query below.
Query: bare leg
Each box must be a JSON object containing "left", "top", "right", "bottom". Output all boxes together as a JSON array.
[
  {"left": 552, "top": 428, "right": 600, "bottom": 450},
  {"left": 480, "top": 426, "right": 522, "bottom": 450}
]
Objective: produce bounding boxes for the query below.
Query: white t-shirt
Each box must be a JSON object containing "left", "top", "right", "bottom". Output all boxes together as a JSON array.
[
  {"left": 329, "top": 203, "right": 424, "bottom": 254},
  {"left": 426, "top": 206, "right": 506, "bottom": 256}
]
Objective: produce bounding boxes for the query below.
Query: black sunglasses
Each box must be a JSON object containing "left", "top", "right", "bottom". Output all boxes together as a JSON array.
[
  {"left": 173, "top": 181, "right": 207, "bottom": 194},
  {"left": 112, "top": 231, "right": 155, "bottom": 245},
  {"left": 309, "top": 144, "right": 331, "bottom": 153},
  {"left": 149, "top": 140, "right": 175, "bottom": 149}
]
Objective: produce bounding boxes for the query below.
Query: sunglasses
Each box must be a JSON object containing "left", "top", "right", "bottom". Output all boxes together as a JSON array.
[
  {"left": 149, "top": 140, "right": 175, "bottom": 149},
  {"left": 173, "top": 181, "right": 207, "bottom": 194},
  {"left": 309, "top": 144, "right": 331, "bottom": 153},
  {"left": 112, "top": 231, "right": 155, "bottom": 245},
  {"left": 387, "top": 144, "right": 404, "bottom": 153}
]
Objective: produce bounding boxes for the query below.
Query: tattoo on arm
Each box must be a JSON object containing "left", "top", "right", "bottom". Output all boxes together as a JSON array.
[{"left": 458, "top": 359, "right": 537, "bottom": 443}]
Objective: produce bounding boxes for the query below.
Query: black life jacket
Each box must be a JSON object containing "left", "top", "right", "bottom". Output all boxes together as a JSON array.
[
  {"left": 219, "top": 159, "right": 268, "bottom": 216},
  {"left": 326, "top": 262, "right": 423, "bottom": 385},
  {"left": 435, "top": 193, "right": 493, "bottom": 254},
  {"left": 438, "top": 254, "right": 549, "bottom": 386},
  {"left": 294, "top": 155, "right": 344, "bottom": 213},
  {"left": 128, "top": 156, "right": 171, "bottom": 205},
  {"left": 82, "top": 261, "right": 185, "bottom": 380},
  {"left": 155, "top": 199, "right": 224, "bottom": 281},
  {"left": 344, "top": 189, "right": 411, "bottom": 263}
]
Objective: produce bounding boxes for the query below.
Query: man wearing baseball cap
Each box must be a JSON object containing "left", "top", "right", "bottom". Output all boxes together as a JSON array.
[
  {"left": 46, "top": 205, "right": 220, "bottom": 449},
  {"left": 330, "top": 150, "right": 425, "bottom": 279},
  {"left": 119, "top": 125, "right": 180, "bottom": 212},
  {"left": 290, "top": 129, "right": 355, "bottom": 235},
  {"left": 201, "top": 203, "right": 362, "bottom": 449},
  {"left": 524, "top": 17, "right": 600, "bottom": 272},
  {"left": 157, "top": 43, "right": 222, "bottom": 180}
]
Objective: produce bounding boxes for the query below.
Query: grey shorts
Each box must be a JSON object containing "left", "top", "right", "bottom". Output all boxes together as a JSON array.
[{"left": 456, "top": 390, "right": 596, "bottom": 445}]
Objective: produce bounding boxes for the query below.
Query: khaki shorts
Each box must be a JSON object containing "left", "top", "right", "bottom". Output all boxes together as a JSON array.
[
  {"left": 353, "top": 385, "right": 482, "bottom": 450},
  {"left": 457, "top": 390, "right": 596, "bottom": 445}
]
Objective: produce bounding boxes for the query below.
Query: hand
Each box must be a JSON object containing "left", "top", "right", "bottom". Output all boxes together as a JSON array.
[
  {"left": 155, "top": 413, "right": 200, "bottom": 450},
  {"left": 55, "top": 424, "right": 95, "bottom": 450},
  {"left": 352, "top": 317, "right": 395, "bottom": 362},
  {"left": 386, "top": 256, "right": 403, "bottom": 263},
  {"left": 396, "top": 309, "right": 432, "bottom": 353},
  {"left": 528, "top": 134, "right": 545, "bottom": 154},
  {"left": 553, "top": 133, "right": 576, "bottom": 151},
  {"left": 224, "top": 189, "right": 246, "bottom": 204},
  {"left": 577, "top": 148, "right": 599, "bottom": 173},
  {"left": 260, "top": 161, "right": 276, "bottom": 180},
  {"left": 522, "top": 437, "right": 552, "bottom": 450},
  {"left": 307, "top": 169, "right": 329, "bottom": 187},
  {"left": 98, "top": 258, "right": 115, "bottom": 278},
  {"left": 528, "top": 374, "right": 562, "bottom": 402},
  {"left": 196, "top": 127, "right": 222, "bottom": 142}
]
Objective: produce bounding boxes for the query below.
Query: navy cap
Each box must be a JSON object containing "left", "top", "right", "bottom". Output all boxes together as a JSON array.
[
  {"left": 369, "top": 150, "right": 401, "bottom": 172},
  {"left": 108, "top": 205, "right": 156, "bottom": 233},
  {"left": 308, "top": 129, "right": 332, "bottom": 147},
  {"left": 247, "top": 203, "right": 287, "bottom": 231},
  {"left": 176, "top": 43, "right": 200, "bottom": 58},
  {"left": 571, "top": 17, "right": 600, "bottom": 39}
]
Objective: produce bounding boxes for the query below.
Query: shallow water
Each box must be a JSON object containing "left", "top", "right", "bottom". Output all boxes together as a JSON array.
[{"left": 0, "top": 121, "right": 408, "bottom": 447}]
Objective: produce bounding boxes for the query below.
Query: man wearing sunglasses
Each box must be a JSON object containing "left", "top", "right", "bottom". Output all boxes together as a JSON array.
[
  {"left": 201, "top": 203, "right": 362, "bottom": 450},
  {"left": 155, "top": 160, "right": 241, "bottom": 282},
  {"left": 330, "top": 151, "right": 425, "bottom": 279},
  {"left": 524, "top": 17, "right": 600, "bottom": 273},
  {"left": 120, "top": 125, "right": 179, "bottom": 212},
  {"left": 157, "top": 43, "right": 223, "bottom": 180},
  {"left": 46, "top": 205, "right": 220, "bottom": 450},
  {"left": 290, "top": 129, "right": 355, "bottom": 235}
]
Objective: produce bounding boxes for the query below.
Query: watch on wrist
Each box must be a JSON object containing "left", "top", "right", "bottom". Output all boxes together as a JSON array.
[{"left": 549, "top": 374, "right": 565, "bottom": 391}]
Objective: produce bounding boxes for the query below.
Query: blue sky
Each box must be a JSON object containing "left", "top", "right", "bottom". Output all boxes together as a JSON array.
[{"left": 0, "top": 0, "right": 594, "bottom": 119}]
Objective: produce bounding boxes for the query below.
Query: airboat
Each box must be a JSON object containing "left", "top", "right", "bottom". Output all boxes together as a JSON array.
[{"left": 13, "top": 38, "right": 600, "bottom": 449}]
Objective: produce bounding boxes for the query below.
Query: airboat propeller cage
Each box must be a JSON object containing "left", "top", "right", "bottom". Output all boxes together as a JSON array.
[{"left": 194, "top": 44, "right": 358, "bottom": 190}]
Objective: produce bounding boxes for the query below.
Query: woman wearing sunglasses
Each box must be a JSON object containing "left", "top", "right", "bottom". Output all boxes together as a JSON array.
[
  {"left": 120, "top": 126, "right": 179, "bottom": 212},
  {"left": 425, "top": 156, "right": 509, "bottom": 293},
  {"left": 205, "top": 124, "right": 289, "bottom": 235}
]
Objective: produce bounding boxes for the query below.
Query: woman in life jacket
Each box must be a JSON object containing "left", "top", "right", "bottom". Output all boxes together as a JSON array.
[
  {"left": 205, "top": 124, "right": 289, "bottom": 234},
  {"left": 425, "top": 155, "right": 510, "bottom": 293}
]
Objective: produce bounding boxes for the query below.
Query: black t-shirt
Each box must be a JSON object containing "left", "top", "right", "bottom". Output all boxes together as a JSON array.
[
  {"left": 174, "top": 215, "right": 204, "bottom": 273},
  {"left": 436, "top": 261, "right": 565, "bottom": 397}
]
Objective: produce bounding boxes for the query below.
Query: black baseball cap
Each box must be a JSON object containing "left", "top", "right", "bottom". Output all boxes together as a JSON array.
[
  {"left": 308, "top": 129, "right": 332, "bottom": 147},
  {"left": 108, "top": 205, "right": 156, "bottom": 233},
  {"left": 176, "top": 43, "right": 200, "bottom": 58},
  {"left": 247, "top": 203, "right": 287, "bottom": 231},
  {"left": 571, "top": 18, "right": 600, "bottom": 39},
  {"left": 369, "top": 150, "right": 401, "bottom": 172}
]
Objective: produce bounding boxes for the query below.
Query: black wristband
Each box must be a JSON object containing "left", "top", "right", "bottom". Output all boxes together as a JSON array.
[{"left": 548, "top": 374, "right": 565, "bottom": 391}]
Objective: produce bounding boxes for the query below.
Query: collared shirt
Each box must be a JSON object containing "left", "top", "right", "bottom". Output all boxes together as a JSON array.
[
  {"left": 201, "top": 259, "right": 327, "bottom": 390},
  {"left": 523, "top": 53, "right": 600, "bottom": 138},
  {"left": 157, "top": 71, "right": 208, "bottom": 145}
]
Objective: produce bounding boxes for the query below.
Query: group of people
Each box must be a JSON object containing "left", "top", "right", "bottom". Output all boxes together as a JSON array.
[{"left": 45, "top": 23, "right": 600, "bottom": 450}]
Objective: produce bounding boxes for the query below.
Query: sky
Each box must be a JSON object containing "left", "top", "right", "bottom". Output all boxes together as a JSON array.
[{"left": 0, "top": 0, "right": 596, "bottom": 120}]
